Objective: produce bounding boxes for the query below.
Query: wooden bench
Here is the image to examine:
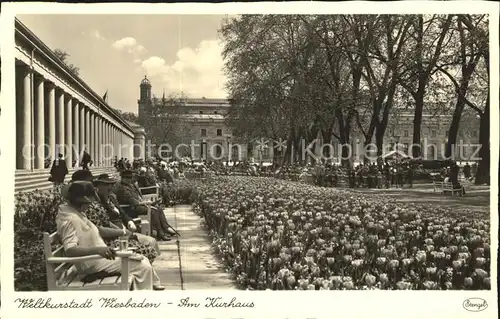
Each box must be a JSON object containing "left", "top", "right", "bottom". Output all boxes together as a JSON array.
[
  {"left": 120, "top": 204, "right": 152, "bottom": 236},
  {"left": 140, "top": 184, "right": 160, "bottom": 202},
  {"left": 433, "top": 181, "right": 463, "bottom": 196},
  {"left": 43, "top": 232, "right": 133, "bottom": 291}
]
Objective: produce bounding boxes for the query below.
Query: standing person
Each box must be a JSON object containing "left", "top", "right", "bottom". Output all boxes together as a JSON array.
[
  {"left": 463, "top": 162, "right": 471, "bottom": 180},
  {"left": 81, "top": 148, "right": 91, "bottom": 171},
  {"left": 56, "top": 182, "right": 156, "bottom": 290},
  {"left": 406, "top": 163, "right": 414, "bottom": 188},
  {"left": 49, "top": 153, "right": 68, "bottom": 189},
  {"left": 383, "top": 161, "right": 391, "bottom": 189},
  {"left": 396, "top": 163, "right": 404, "bottom": 188}
]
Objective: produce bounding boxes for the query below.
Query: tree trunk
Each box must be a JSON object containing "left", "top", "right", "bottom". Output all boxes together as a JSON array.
[
  {"left": 445, "top": 97, "right": 465, "bottom": 160},
  {"left": 475, "top": 98, "right": 490, "bottom": 185},
  {"left": 411, "top": 84, "right": 425, "bottom": 158}
]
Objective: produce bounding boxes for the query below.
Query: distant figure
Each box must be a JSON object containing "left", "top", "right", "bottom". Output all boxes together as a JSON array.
[
  {"left": 81, "top": 149, "right": 91, "bottom": 171},
  {"left": 463, "top": 163, "right": 471, "bottom": 179},
  {"left": 49, "top": 153, "right": 68, "bottom": 188}
]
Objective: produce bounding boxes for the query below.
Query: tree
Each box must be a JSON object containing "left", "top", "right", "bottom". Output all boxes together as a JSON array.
[
  {"left": 398, "top": 15, "right": 453, "bottom": 158},
  {"left": 53, "top": 49, "right": 80, "bottom": 76},
  {"left": 435, "top": 15, "right": 486, "bottom": 160},
  {"left": 142, "top": 93, "right": 191, "bottom": 159},
  {"left": 456, "top": 15, "right": 490, "bottom": 185},
  {"left": 113, "top": 108, "right": 140, "bottom": 124}
]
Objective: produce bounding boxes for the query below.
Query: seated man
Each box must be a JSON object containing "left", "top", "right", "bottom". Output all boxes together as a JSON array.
[
  {"left": 137, "top": 167, "right": 157, "bottom": 188},
  {"left": 93, "top": 174, "right": 161, "bottom": 253},
  {"left": 113, "top": 170, "right": 178, "bottom": 241}
]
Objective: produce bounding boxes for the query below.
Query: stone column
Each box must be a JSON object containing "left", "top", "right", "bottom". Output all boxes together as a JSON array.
[
  {"left": 102, "top": 120, "right": 106, "bottom": 166},
  {"left": 89, "top": 111, "right": 95, "bottom": 164},
  {"left": 96, "top": 116, "right": 101, "bottom": 166},
  {"left": 18, "top": 66, "right": 32, "bottom": 169},
  {"left": 73, "top": 100, "right": 80, "bottom": 168},
  {"left": 46, "top": 82, "right": 56, "bottom": 162},
  {"left": 56, "top": 89, "right": 65, "bottom": 157},
  {"left": 94, "top": 115, "right": 99, "bottom": 166},
  {"left": 78, "top": 104, "right": 85, "bottom": 159},
  {"left": 105, "top": 121, "right": 109, "bottom": 166},
  {"left": 34, "top": 75, "right": 45, "bottom": 169},
  {"left": 133, "top": 127, "right": 146, "bottom": 160},
  {"left": 84, "top": 107, "right": 90, "bottom": 156},
  {"left": 111, "top": 126, "right": 119, "bottom": 164},
  {"left": 65, "top": 96, "right": 73, "bottom": 166},
  {"left": 117, "top": 129, "right": 122, "bottom": 159}
]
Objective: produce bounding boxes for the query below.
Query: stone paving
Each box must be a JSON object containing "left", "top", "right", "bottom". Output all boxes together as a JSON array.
[{"left": 153, "top": 205, "right": 238, "bottom": 290}]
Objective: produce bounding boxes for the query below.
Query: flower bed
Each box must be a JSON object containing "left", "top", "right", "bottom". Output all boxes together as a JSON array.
[
  {"left": 14, "top": 189, "right": 63, "bottom": 291},
  {"left": 192, "top": 176, "right": 491, "bottom": 290}
]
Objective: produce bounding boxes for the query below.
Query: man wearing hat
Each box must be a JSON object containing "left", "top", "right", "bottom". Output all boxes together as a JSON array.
[
  {"left": 113, "top": 170, "right": 177, "bottom": 241},
  {"left": 93, "top": 174, "right": 161, "bottom": 249}
]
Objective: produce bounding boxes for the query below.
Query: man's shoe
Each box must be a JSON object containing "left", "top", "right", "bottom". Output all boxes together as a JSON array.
[
  {"left": 166, "top": 228, "right": 179, "bottom": 236},
  {"left": 153, "top": 285, "right": 166, "bottom": 291},
  {"left": 157, "top": 234, "right": 172, "bottom": 241}
]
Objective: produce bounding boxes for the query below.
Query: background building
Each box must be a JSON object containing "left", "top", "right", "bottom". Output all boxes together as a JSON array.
[
  {"left": 138, "top": 78, "right": 273, "bottom": 162},
  {"left": 13, "top": 19, "right": 145, "bottom": 192},
  {"left": 139, "top": 77, "right": 480, "bottom": 164}
]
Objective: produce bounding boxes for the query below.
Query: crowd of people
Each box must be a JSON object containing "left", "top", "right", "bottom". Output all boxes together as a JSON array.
[{"left": 50, "top": 161, "right": 184, "bottom": 290}]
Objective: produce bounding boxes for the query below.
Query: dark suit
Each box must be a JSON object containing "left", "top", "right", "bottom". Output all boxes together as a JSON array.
[
  {"left": 100, "top": 193, "right": 133, "bottom": 228},
  {"left": 113, "top": 180, "right": 171, "bottom": 237},
  {"left": 50, "top": 159, "right": 68, "bottom": 183}
]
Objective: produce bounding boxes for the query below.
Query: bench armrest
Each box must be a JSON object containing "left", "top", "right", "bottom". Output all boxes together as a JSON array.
[
  {"left": 47, "top": 251, "right": 134, "bottom": 263},
  {"left": 139, "top": 185, "right": 158, "bottom": 191},
  {"left": 47, "top": 255, "right": 104, "bottom": 263}
]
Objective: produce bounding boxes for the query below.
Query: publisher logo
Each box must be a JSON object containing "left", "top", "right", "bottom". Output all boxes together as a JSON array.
[{"left": 463, "top": 298, "right": 488, "bottom": 312}]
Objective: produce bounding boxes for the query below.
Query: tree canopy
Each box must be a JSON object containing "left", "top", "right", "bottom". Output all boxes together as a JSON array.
[{"left": 219, "top": 14, "right": 489, "bottom": 184}]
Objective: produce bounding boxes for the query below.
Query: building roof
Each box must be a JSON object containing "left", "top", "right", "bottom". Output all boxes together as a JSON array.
[
  {"left": 14, "top": 18, "right": 134, "bottom": 132},
  {"left": 179, "top": 114, "right": 226, "bottom": 120},
  {"left": 141, "top": 75, "right": 151, "bottom": 86},
  {"left": 182, "top": 98, "right": 230, "bottom": 106}
]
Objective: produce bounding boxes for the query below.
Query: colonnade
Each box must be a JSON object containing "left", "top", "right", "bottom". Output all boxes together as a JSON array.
[{"left": 15, "top": 63, "right": 135, "bottom": 170}]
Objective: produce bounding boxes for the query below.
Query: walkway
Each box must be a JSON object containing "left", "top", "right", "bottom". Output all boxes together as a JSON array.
[{"left": 152, "top": 205, "right": 238, "bottom": 290}]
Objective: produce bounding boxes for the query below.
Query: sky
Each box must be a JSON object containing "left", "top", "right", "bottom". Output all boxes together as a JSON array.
[{"left": 18, "top": 14, "right": 229, "bottom": 114}]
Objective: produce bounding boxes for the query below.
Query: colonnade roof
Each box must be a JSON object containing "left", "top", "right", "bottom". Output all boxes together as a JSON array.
[{"left": 14, "top": 18, "right": 135, "bottom": 133}]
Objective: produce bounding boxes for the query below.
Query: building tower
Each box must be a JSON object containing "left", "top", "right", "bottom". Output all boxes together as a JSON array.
[{"left": 138, "top": 75, "right": 152, "bottom": 122}]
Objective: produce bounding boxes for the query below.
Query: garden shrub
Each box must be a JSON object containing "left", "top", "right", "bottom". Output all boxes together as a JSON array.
[{"left": 14, "top": 189, "right": 63, "bottom": 291}]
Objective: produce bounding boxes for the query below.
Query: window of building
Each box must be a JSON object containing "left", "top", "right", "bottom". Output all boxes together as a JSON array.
[
  {"left": 217, "top": 129, "right": 222, "bottom": 136},
  {"left": 404, "top": 130, "right": 408, "bottom": 137},
  {"left": 215, "top": 145, "right": 222, "bottom": 157},
  {"left": 262, "top": 147, "right": 269, "bottom": 158},
  {"left": 471, "top": 130, "right": 478, "bottom": 137},
  {"left": 214, "top": 111, "right": 218, "bottom": 114},
  {"left": 201, "top": 129, "right": 207, "bottom": 137},
  {"left": 432, "top": 130, "right": 436, "bottom": 137},
  {"left": 199, "top": 111, "right": 204, "bottom": 114}
]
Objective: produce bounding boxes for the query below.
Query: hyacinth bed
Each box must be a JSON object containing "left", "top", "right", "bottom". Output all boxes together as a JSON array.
[{"left": 192, "top": 177, "right": 491, "bottom": 290}]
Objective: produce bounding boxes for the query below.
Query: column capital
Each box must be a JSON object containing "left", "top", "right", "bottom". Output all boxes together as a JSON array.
[
  {"left": 17, "top": 63, "right": 31, "bottom": 75},
  {"left": 33, "top": 72, "right": 45, "bottom": 82},
  {"left": 44, "top": 80, "right": 56, "bottom": 89}
]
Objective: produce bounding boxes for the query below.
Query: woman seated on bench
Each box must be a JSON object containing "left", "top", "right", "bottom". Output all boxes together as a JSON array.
[{"left": 56, "top": 182, "right": 160, "bottom": 290}]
